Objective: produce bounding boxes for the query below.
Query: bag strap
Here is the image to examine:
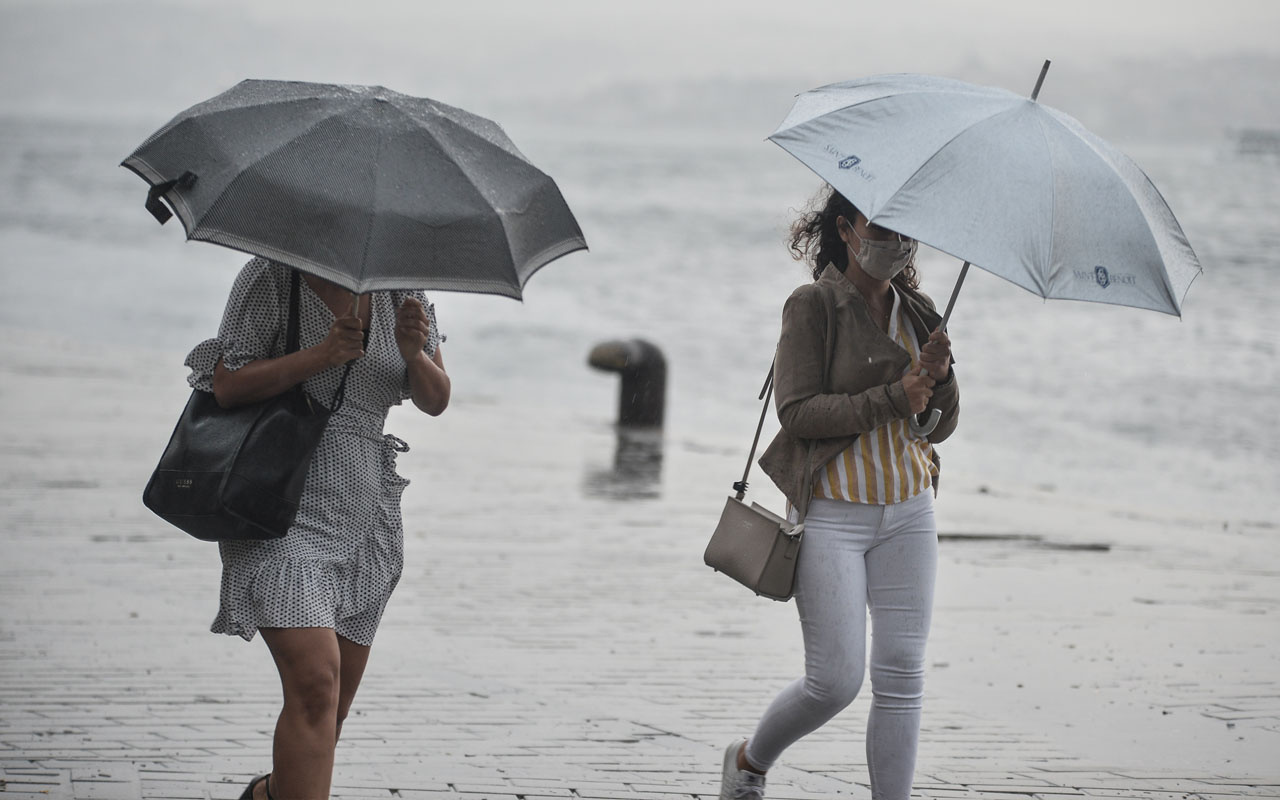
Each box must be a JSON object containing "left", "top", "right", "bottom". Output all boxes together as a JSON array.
[
  {"left": 286, "top": 269, "right": 302, "bottom": 354},
  {"left": 732, "top": 358, "right": 777, "bottom": 501},
  {"left": 286, "top": 269, "right": 353, "bottom": 413},
  {"left": 734, "top": 282, "right": 838, "bottom": 522}
]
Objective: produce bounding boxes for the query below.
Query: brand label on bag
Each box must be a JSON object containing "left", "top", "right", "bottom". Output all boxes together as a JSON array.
[{"left": 174, "top": 478, "right": 193, "bottom": 489}]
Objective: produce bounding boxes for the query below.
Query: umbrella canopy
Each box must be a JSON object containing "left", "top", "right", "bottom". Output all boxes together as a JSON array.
[
  {"left": 122, "top": 79, "right": 587, "bottom": 299},
  {"left": 769, "top": 69, "right": 1201, "bottom": 316}
]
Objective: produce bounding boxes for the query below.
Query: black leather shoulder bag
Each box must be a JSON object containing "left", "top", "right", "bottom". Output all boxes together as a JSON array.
[{"left": 143, "top": 269, "right": 351, "bottom": 541}]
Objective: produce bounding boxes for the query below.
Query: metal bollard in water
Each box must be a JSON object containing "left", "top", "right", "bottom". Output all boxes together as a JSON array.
[{"left": 587, "top": 338, "right": 667, "bottom": 427}]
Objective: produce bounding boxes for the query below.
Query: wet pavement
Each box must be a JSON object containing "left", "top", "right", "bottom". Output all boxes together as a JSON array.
[{"left": 2, "top": 335, "right": 1278, "bottom": 799}]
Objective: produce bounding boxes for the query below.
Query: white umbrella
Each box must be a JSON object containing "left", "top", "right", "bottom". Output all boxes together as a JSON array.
[{"left": 769, "top": 61, "right": 1201, "bottom": 431}]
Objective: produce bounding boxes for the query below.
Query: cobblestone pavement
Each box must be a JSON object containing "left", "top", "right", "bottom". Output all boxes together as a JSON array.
[{"left": 2, "top": 339, "right": 1278, "bottom": 799}]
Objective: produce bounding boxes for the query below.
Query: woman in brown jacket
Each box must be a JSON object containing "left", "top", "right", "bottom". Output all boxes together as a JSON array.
[{"left": 719, "top": 187, "right": 959, "bottom": 800}]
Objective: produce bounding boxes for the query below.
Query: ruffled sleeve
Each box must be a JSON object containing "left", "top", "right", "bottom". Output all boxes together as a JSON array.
[
  {"left": 392, "top": 289, "right": 444, "bottom": 402},
  {"left": 184, "top": 258, "right": 286, "bottom": 392}
]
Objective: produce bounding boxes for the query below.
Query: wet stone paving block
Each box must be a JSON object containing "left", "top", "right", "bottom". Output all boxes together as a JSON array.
[{"left": 1, "top": 338, "right": 1278, "bottom": 798}]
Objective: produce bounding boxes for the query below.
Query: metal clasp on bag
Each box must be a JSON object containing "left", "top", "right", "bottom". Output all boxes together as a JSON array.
[{"left": 783, "top": 522, "right": 804, "bottom": 559}]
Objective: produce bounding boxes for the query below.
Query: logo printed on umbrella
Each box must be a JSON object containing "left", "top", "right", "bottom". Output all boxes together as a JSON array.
[
  {"left": 829, "top": 152, "right": 875, "bottom": 182},
  {"left": 1074, "top": 266, "right": 1137, "bottom": 288}
]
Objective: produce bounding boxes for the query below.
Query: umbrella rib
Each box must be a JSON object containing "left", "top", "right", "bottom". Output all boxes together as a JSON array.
[
  {"left": 165, "top": 95, "right": 333, "bottom": 136},
  {"left": 869, "top": 102, "right": 1027, "bottom": 225},
  {"left": 1144, "top": 167, "right": 1201, "bottom": 311},
  {"left": 1037, "top": 110, "right": 1197, "bottom": 312},
  {"left": 192, "top": 111, "right": 353, "bottom": 233},
  {"left": 415, "top": 114, "right": 511, "bottom": 201},
  {"left": 775, "top": 83, "right": 1007, "bottom": 137},
  {"left": 131, "top": 93, "right": 301, "bottom": 147},
  {"left": 1067, "top": 112, "right": 1199, "bottom": 310},
  {"left": 432, "top": 108, "right": 529, "bottom": 162},
  {"left": 415, "top": 112, "right": 529, "bottom": 287},
  {"left": 1033, "top": 110, "right": 1059, "bottom": 297},
  {"left": 433, "top": 113, "right": 555, "bottom": 210},
  {"left": 125, "top": 96, "right": 344, "bottom": 231},
  {"left": 436, "top": 116, "right": 543, "bottom": 288},
  {"left": 356, "top": 127, "right": 385, "bottom": 291}
]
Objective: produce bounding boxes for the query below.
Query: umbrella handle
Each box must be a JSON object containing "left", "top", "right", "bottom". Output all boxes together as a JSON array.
[
  {"left": 909, "top": 259, "right": 967, "bottom": 438},
  {"left": 908, "top": 408, "right": 942, "bottom": 437}
]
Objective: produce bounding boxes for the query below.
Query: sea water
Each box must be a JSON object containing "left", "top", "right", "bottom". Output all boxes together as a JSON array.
[{"left": 1, "top": 109, "right": 1276, "bottom": 530}]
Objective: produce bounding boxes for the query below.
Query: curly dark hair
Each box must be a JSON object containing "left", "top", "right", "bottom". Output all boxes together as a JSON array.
[{"left": 788, "top": 185, "right": 919, "bottom": 290}]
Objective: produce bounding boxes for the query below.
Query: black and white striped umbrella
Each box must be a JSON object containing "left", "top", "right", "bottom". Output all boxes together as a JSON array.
[{"left": 123, "top": 79, "right": 587, "bottom": 299}]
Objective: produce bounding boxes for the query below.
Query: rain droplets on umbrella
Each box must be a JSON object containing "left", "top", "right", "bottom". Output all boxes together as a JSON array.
[
  {"left": 122, "top": 79, "right": 587, "bottom": 300},
  {"left": 768, "top": 60, "right": 1201, "bottom": 433}
]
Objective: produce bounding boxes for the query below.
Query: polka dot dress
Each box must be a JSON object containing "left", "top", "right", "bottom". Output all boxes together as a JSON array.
[{"left": 185, "top": 258, "right": 441, "bottom": 646}]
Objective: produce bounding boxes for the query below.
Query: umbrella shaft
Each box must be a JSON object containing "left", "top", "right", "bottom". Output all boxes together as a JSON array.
[
  {"left": 939, "top": 261, "right": 970, "bottom": 331},
  {"left": 1031, "top": 60, "right": 1051, "bottom": 101}
]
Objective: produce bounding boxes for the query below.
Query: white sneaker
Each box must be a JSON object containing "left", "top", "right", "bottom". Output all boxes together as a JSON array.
[{"left": 719, "top": 739, "right": 766, "bottom": 800}]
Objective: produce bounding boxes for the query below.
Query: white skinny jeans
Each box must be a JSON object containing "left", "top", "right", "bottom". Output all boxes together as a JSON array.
[{"left": 744, "top": 491, "right": 938, "bottom": 800}]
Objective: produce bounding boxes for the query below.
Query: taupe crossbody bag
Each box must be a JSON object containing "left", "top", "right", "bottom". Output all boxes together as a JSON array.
[
  {"left": 702, "top": 364, "right": 815, "bottom": 601},
  {"left": 704, "top": 286, "right": 833, "bottom": 601}
]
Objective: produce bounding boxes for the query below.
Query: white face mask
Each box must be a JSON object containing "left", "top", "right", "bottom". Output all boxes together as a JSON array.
[{"left": 851, "top": 227, "right": 917, "bottom": 281}]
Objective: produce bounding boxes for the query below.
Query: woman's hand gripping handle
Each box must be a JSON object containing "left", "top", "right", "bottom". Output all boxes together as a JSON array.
[{"left": 907, "top": 327, "right": 952, "bottom": 436}]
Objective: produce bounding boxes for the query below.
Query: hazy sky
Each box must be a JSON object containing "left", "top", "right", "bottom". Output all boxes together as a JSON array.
[
  {"left": 1, "top": 0, "right": 1277, "bottom": 137},
  {"left": 170, "top": 0, "right": 1280, "bottom": 64}
]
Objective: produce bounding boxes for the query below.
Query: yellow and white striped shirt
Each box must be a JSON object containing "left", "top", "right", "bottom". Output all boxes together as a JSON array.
[{"left": 813, "top": 289, "right": 937, "bottom": 505}]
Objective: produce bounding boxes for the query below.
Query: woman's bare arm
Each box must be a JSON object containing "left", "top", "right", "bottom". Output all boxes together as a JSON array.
[
  {"left": 405, "top": 346, "right": 450, "bottom": 416},
  {"left": 211, "top": 315, "right": 365, "bottom": 408},
  {"left": 395, "top": 297, "right": 450, "bottom": 416}
]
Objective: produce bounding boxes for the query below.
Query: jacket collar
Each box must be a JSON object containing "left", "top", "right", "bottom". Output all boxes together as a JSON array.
[
  {"left": 816, "top": 262, "right": 944, "bottom": 339},
  {"left": 817, "top": 262, "right": 863, "bottom": 299}
]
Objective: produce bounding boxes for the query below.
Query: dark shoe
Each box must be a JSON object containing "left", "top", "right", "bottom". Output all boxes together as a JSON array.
[{"left": 238, "top": 774, "right": 273, "bottom": 800}]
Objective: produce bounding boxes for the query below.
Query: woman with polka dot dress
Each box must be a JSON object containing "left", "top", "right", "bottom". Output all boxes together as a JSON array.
[{"left": 185, "top": 257, "right": 451, "bottom": 800}]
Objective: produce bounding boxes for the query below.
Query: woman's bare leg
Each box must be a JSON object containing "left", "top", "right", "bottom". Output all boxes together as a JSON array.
[
  {"left": 259, "top": 627, "right": 342, "bottom": 800},
  {"left": 335, "top": 635, "right": 372, "bottom": 743}
]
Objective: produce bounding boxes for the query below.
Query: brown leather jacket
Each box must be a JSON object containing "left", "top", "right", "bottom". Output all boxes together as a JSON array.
[{"left": 759, "top": 264, "right": 960, "bottom": 510}]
